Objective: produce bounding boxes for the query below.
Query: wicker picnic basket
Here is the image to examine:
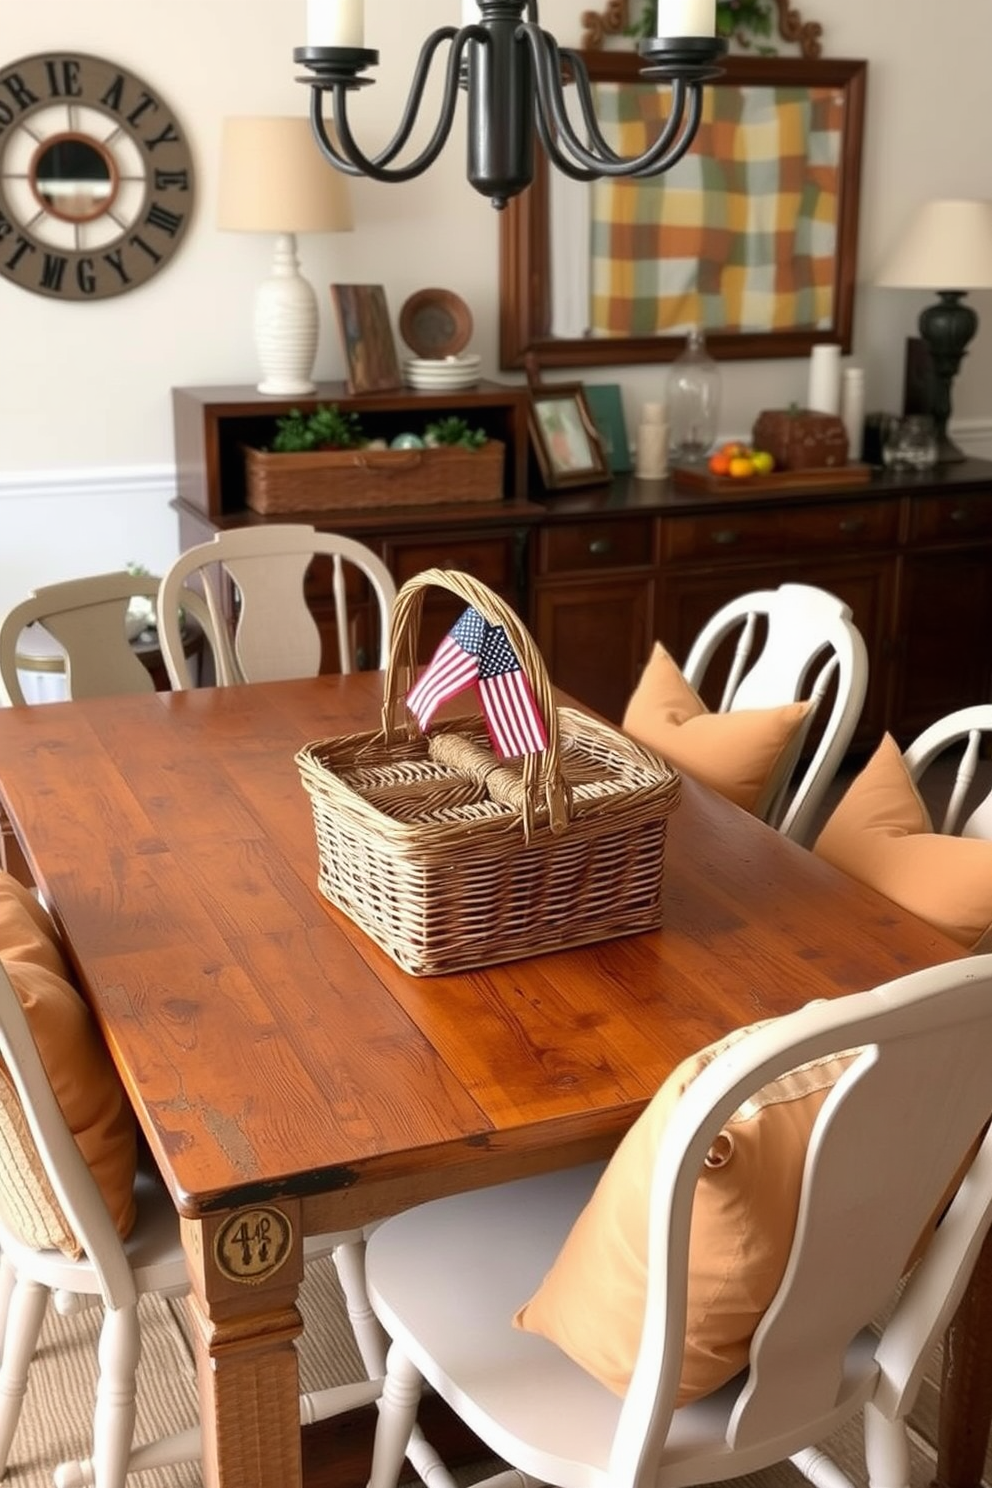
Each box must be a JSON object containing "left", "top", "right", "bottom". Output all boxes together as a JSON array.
[{"left": 295, "top": 569, "right": 681, "bottom": 976}]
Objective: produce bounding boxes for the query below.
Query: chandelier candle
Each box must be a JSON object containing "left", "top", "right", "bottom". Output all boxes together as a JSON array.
[
  {"left": 293, "top": 0, "right": 726, "bottom": 209},
  {"left": 661, "top": 0, "right": 716, "bottom": 34},
  {"left": 307, "top": 0, "right": 364, "bottom": 48}
]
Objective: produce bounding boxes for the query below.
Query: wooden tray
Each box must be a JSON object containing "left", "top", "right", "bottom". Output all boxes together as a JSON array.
[{"left": 672, "top": 463, "right": 874, "bottom": 496}]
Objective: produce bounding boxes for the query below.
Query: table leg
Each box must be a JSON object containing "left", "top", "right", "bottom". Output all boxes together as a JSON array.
[
  {"left": 181, "top": 1204, "right": 307, "bottom": 1488},
  {"left": 933, "top": 1225, "right": 992, "bottom": 1488}
]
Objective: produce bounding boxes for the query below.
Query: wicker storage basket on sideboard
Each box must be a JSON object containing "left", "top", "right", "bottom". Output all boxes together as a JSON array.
[
  {"left": 296, "top": 568, "right": 681, "bottom": 976},
  {"left": 243, "top": 439, "right": 505, "bottom": 514}
]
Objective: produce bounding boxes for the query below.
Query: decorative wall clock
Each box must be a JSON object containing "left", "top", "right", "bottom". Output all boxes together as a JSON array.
[{"left": 0, "top": 52, "right": 194, "bottom": 301}]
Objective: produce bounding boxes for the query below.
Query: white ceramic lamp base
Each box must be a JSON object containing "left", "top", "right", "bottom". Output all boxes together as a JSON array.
[{"left": 254, "top": 232, "right": 320, "bottom": 396}]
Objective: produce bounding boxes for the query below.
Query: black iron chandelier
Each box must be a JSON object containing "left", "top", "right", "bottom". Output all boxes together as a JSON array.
[{"left": 294, "top": 1, "right": 727, "bottom": 211}]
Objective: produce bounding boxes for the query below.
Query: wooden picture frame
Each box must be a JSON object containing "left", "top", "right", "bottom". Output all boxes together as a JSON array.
[
  {"left": 499, "top": 53, "right": 867, "bottom": 370},
  {"left": 529, "top": 385, "right": 611, "bottom": 490},
  {"left": 583, "top": 383, "right": 632, "bottom": 473},
  {"left": 330, "top": 284, "right": 402, "bottom": 394}
]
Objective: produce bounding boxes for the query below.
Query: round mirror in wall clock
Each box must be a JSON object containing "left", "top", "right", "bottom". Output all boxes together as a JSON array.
[{"left": 0, "top": 52, "right": 195, "bottom": 301}]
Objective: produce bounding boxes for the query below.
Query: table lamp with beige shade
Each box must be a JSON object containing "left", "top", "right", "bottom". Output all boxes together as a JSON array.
[
  {"left": 875, "top": 198, "right": 992, "bottom": 462},
  {"left": 218, "top": 115, "right": 354, "bottom": 395}
]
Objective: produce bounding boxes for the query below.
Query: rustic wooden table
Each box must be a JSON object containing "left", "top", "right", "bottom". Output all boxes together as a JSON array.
[{"left": 0, "top": 674, "right": 983, "bottom": 1488}]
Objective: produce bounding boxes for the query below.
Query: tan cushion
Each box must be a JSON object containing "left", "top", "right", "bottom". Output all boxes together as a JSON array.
[
  {"left": 0, "top": 872, "right": 137, "bottom": 1256},
  {"left": 622, "top": 642, "right": 812, "bottom": 815},
  {"left": 813, "top": 734, "right": 992, "bottom": 949},
  {"left": 514, "top": 1020, "right": 857, "bottom": 1405}
]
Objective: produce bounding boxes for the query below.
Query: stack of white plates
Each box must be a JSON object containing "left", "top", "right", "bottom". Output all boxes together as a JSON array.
[{"left": 403, "top": 354, "right": 482, "bottom": 391}]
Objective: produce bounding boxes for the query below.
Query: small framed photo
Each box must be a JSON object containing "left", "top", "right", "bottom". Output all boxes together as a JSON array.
[
  {"left": 583, "top": 383, "right": 632, "bottom": 473},
  {"left": 529, "top": 384, "right": 611, "bottom": 490},
  {"left": 330, "top": 284, "right": 402, "bottom": 394}
]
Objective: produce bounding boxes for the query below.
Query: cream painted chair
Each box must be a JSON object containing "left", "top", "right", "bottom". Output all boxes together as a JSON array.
[
  {"left": 362, "top": 956, "right": 992, "bottom": 1488},
  {"left": 156, "top": 525, "right": 397, "bottom": 690},
  {"left": 0, "top": 572, "right": 214, "bottom": 708},
  {"left": 0, "top": 955, "right": 385, "bottom": 1488},
  {"left": 901, "top": 704, "right": 992, "bottom": 840},
  {"left": 681, "top": 583, "right": 868, "bottom": 845}
]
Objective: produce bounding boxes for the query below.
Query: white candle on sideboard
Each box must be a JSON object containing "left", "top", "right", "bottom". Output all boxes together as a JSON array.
[
  {"left": 655, "top": 0, "right": 715, "bottom": 37},
  {"left": 841, "top": 366, "right": 865, "bottom": 462},
  {"left": 641, "top": 401, "right": 666, "bottom": 424},
  {"left": 307, "top": 0, "right": 364, "bottom": 48},
  {"left": 807, "top": 344, "right": 842, "bottom": 416}
]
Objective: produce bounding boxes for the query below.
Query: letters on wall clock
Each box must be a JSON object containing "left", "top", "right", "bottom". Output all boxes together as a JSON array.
[{"left": 0, "top": 52, "right": 195, "bottom": 301}]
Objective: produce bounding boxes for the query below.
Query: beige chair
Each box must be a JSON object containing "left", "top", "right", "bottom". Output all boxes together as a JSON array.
[
  {"left": 681, "top": 583, "right": 869, "bottom": 845},
  {"left": 362, "top": 956, "right": 992, "bottom": 1488},
  {"left": 156, "top": 525, "right": 397, "bottom": 690},
  {"left": 901, "top": 704, "right": 992, "bottom": 839},
  {"left": 0, "top": 951, "right": 386, "bottom": 1488},
  {"left": 0, "top": 572, "right": 215, "bottom": 708},
  {"left": 0, "top": 573, "right": 160, "bottom": 707}
]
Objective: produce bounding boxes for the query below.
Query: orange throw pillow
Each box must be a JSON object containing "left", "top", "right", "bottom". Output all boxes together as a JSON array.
[
  {"left": 622, "top": 642, "right": 811, "bottom": 816},
  {"left": 0, "top": 873, "right": 137, "bottom": 1254},
  {"left": 514, "top": 1020, "right": 857, "bottom": 1406},
  {"left": 813, "top": 734, "right": 992, "bottom": 948}
]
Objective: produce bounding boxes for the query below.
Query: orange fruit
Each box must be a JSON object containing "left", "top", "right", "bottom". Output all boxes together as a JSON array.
[
  {"left": 719, "top": 440, "right": 747, "bottom": 458},
  {"left": 728, "top": 455, "right": 755, "bottom": 478},
  {"left": 708, "top": 452, "right": 732, "bottom": 476}
]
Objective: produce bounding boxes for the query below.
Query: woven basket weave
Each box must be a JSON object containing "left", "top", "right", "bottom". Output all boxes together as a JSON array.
[
  {"left": 296, "top": 569, "right": 681, "bottom": 976},
  {"left": 243, "top": 439, "right": 505, "bottom": 514}
]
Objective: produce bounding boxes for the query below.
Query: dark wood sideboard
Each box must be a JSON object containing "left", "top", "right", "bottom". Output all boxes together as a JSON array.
[{"left": 172, "top": 382, "right": 992, "bottom": 748}]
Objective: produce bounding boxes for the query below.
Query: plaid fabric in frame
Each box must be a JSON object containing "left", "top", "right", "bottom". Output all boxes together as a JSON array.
[{"left": 588, "top": 82, "right": 846, "bottom": 337}]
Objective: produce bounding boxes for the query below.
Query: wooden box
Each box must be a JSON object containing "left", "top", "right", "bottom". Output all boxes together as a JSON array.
[
  {"left": 752, "top": 410, "right": 849, "bottom": 471},
  {"left": 242, "top": 440, "right": 505, "bottom": 515}
]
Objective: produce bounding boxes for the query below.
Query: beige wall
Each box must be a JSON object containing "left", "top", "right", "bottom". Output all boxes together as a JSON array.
[{"left": 1, "top": 0, "right": 991, "bottom": 602}]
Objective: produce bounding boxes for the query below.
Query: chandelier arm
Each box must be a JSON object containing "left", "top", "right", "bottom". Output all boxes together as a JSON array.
[
  {"left": 532, "top": 105, "right": 599, "bottom": 183},
  {"left": 308, "top": 28, "right": 472, "bottom": 181},
  {"left": 559, "top": 47, "right": 652, "bottom": 163},
  {"left": 522, "top": 26, "right": 696, "bottom": 178},
  {"left": 628, "top": 85, "right": 704, "bottom": 177}
]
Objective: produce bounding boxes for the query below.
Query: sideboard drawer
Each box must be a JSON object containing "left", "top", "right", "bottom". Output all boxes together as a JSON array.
[
  {"left": 384, "top": 535, "right": 514, "bottom": 590},
  {"left": 907, "top": 493, "right": 992, "bottom": 543},
  {"left": 663, "top": 499, "right": 898, "bottom": 560},
  {"left": 538, "top": 517, "right": 656, "bottom": 575}
]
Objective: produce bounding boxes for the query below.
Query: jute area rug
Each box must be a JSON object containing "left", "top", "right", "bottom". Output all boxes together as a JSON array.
[{"left": 4, "top": 1256, "right": 989, "bottom": 1488}]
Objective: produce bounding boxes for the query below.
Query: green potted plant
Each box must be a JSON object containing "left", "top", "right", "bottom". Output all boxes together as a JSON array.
[
  {"left": 270, "top": 405, "right": 367, "bottom": 452},
  {"left": 423, "top": 416, "right": 489, "bottom": 450}
]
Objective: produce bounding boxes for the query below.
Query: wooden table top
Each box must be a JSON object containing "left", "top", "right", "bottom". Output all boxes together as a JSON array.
[{"left": 0, "top": 674, "right": 965, "bottom": 1231}]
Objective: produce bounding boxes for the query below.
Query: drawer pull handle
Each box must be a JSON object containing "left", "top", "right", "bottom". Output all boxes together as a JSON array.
[
  {"left": 588, "top": 538, "right": 612, "bottom": 556},
  {"left": 950, "top": 507, "right": 970, "bottom": 523},
  {"left": 838, "top": 516, "right": 865, "bottom": 534},
  {"left": 712, "top": 529, "right": 739, "bottom": 545}
]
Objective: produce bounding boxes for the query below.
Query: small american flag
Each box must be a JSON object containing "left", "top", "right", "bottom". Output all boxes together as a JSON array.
[{"left": 406, "top": 605, "right": 548, "bottom": 760}]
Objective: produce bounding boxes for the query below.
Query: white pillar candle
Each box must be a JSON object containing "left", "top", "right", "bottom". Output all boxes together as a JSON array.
[
  {"left": 641, "top": 401, "right": 666, "bottom": 424},
  {"left": 461, "top": 0, "right": 481, "bottom": 24},
  {"left": 807, "top": 344, "right": 842, "bottom": 416},
  {"left": 307, "top": 0, "right": 364, "bottom": 48},
  {"left": 635, "top": 420, "right": 669, "bottom": 479},
  {"left": 840, "top": 365, "right": 865, "bottom": 463},
  {"left": 655, "top": 0, "right": 716, "bottom": 37}
]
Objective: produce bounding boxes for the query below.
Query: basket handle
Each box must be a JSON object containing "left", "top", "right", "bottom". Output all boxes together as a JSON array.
[
  {"left": 350, "top": 450, "right": 424, "bottom": 475},
  {"left": 382, "top": 568, "right": 571, "bottom": 836}
]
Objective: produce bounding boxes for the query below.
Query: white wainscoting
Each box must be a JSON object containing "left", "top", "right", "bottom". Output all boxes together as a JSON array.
[
  {"left": 2, "top": 423, "right": 991, "bottom": 621},
  {"left": 0, "top": 465, "right": 181, "bottom": 620}
]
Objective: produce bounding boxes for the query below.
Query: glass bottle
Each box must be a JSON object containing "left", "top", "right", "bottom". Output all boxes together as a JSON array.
[{"left": 667, "top": 329, "right": 721, "bottom": 462}]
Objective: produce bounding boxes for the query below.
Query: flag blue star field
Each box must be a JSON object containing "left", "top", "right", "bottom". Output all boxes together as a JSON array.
[{"left": 406, "top": 605, "right": 548, "bottom": 759}]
